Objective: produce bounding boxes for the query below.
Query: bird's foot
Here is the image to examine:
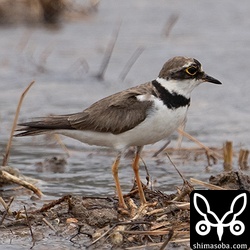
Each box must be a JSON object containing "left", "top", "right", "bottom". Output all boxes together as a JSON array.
[
  {"left": 116, "top": 193, "right": 158, "bottom": 218},
  {"left": 117, "top": 205, "right": 130, "bottom": 216},
  {"left": 126, "top": 198, "right": 157, "bottom": 219}
]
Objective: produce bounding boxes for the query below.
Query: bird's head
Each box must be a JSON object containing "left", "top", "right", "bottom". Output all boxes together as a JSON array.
[{"left": 157, "top": 56, "right": 222, "bottom": 97}]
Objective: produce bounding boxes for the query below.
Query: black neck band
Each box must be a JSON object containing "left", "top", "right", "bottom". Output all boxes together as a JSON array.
[{"left": 152, "top": 80, "right": 190, "bottom": 109}]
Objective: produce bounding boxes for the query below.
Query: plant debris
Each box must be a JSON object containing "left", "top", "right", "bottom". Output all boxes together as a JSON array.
[{"left": 1, "top": 170, "right": 249, "bottom": 249}]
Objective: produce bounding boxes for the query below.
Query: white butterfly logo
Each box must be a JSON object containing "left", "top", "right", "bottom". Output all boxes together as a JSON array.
[{"left": 193, "top": 193, "right": 247, "bottom": 241}]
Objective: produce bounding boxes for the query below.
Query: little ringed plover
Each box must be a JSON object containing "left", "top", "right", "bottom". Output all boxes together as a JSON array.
[{"left": 15, "top": 56, "right": 222, "bottom": 209}]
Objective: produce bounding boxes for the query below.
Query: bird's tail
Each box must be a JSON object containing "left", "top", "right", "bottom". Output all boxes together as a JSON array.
[
  {"left": 15, "top": 127, "right": 49, "bottom": 137},
  {"left": 15, "top": 115, "right": 72, "bottom": 137}
]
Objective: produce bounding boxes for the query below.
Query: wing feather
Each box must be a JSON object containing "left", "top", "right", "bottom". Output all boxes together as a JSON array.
[{"left": 69, "top": 82, "right": 154, "bottom": 134}]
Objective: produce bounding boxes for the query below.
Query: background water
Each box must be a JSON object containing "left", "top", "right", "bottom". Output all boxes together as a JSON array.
[{"left": 0, "top": 0, "right": 249, "bottom": 201}]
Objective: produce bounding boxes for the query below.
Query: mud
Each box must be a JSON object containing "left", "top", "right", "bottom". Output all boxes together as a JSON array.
[{"left": 1, "top": 170, "right": 249, "bottom": 250}]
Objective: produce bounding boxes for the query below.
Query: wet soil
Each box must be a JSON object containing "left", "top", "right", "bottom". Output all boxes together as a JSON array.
[{"left": 1, "top": 169, "right": 249, "bottom": 250}]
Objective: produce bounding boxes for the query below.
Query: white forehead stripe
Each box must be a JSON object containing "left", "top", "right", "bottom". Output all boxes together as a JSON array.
[{"left": 182, "top": 61, "right": 193, "bottom": 68}]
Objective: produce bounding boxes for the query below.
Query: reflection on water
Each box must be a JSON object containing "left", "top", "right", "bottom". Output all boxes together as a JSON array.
[{"left": 0, "top": 0, "right": 250, "bottom": 201}]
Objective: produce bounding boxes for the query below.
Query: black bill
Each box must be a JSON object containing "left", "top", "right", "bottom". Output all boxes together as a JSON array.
[{"left": 202, "top": 74, "right": 222, "bottom": 85}]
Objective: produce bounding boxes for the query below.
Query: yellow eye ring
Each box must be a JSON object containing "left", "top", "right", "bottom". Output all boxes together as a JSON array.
[{"left": 185, "top": 66, "right": 198, "bottom": 76}]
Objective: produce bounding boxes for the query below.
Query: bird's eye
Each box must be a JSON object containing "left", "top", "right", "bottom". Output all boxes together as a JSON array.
[{"left": 185, "top": 66, "right": 198, "bottom": 76}]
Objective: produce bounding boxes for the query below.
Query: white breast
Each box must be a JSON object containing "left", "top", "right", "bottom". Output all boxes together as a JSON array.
[{"left": 114, "top": 96, "right": 188, "bottom": 148}]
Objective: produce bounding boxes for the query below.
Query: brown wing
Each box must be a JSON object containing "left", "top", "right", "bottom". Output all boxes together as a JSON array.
[
  {"left": 15, "top": 82, "right": 155, "bottom": 136},
  {"left": 69, "top": 82, "right": 154, "bottom": 134}
]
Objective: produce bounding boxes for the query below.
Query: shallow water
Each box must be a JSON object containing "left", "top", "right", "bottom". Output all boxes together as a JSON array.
[{"left": 1, "top": 0, "right": 250, "bottom": 202}]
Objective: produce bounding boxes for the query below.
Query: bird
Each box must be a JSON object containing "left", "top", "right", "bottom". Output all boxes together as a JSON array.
[{"left": 15, "top": 56, "right": 222, "bottom": 209}]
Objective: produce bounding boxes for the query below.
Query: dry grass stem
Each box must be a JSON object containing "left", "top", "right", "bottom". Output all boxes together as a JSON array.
[
  {"left": 223, "top": 141, "right": 233, "bottom": 170},
  {"left": 173, "top": 202, "right": 190, "bottom": 210},
  {"left": 165, "top": 152, "right": 187, "bottom": 184},
  {"left": 190, "top": 178, "right": 228, "bottom": 190},
  {"left": 2, "top": 80, "right": 35, "bottom": 166},
  {"left": 96, "top": 20, "right": 121, "bottom": 80},
  {"left": 146, "top": 202, "right": 189, "bottom": 217},
  {"left": 42, "top": 218, "right": 57, "bottom": 232},
  {"left": 0, "top": 196, "right": 12, "bottom": 215},
  {"left": 151, "top": 221, "right": 171, "bottom": 230},
  {"left": 152, "top": 140, "right": 171, "bottom": 157},
  {"left": 88, "top": 224, "right": 117, "bottom": 247},
  {"left": 0, "top": 80, "right": 44, "bottom": 198},
  {"left": 0, "top": 196, "right": 14, "bottom": 225},
  {"left": 122, "top": 230, "right": 171, "bottom": 235},
  {"left": 53, "top": 134, "right": 71, "bottom": 157},
  {"left": 162, "top": 13, "right": 179, "bottom": 37},
  {"left": 125, "top": 234, "right": 189, "bottom": 250},
  {"left": 177, "top": 128, "right": 222, "bottom": 159},
  {"left": 176, "top": 123, "right": 186, "bottom": 148},
  {"left": 119, "top": 46, "right": 145, "bottom": 81},
  {"left": 238, "top": 149, "right": 249, "bottom": 169}
]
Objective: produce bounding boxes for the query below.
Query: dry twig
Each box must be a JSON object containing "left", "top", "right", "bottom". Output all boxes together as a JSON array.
[
  {"left": 24, "top": 205, "right": 35, "bottom": 248},
  {"left": 31, "top": 195, "right": 71, "bottom": 213},
  {"left": 159, "top": 228, "right": 174, "bottom": 250},
  {"left": 0, "top": 170, "right": 42, "bottom": 198}
]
